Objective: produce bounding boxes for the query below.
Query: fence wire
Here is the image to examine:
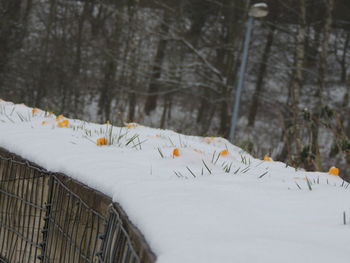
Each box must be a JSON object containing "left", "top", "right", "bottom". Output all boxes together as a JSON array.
[
  {"left": 0, "top": 154, "right": 155, "bottom": 263},
  {"left": 98, "top": 206, "right": 140, "bottom": 263},
  {"left": 0, "top": 157, "right": 48, "bottom": 263},
  {"left": 41, "top": 175, "right": 106, "bottom": 263}
]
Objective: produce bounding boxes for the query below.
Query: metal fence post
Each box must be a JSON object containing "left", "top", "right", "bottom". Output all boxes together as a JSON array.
[{"left": 38, "top": 175, "right": 54, "bottom": 262}]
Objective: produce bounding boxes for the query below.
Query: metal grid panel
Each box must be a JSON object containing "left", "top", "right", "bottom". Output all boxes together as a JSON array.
[
  {"left": 98, "top": 206, "right": 140, "bottom": 263},
  {"left": 0, "top": 157, "right": 48, "bottom": 263},
  {"left": 0, "top": 153, "right": 155, "bottom": 263},
  {"left": 42, "top": 176, "right": 105, "bottom": 263}
]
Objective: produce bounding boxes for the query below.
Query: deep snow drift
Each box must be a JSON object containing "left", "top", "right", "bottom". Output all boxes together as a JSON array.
[{"left": 0, "top": 100, "right": 349, "bottom": 263}]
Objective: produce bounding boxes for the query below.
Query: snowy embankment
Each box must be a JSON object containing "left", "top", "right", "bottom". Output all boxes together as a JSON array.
[{"left": 0, "top": 100, "right": 349, "bottom": 263}]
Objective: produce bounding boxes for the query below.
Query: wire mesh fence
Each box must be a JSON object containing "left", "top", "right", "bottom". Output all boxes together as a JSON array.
[
  {"left": 0, "top": 151, "right": 156, "bottom": 263},
  {"left": 41, "top": 175, "right": 106, "bottom": 263},
  {"left": 0, "top": 157, "right": 48, "bottom": 263},
  {"left": 97, "top": 204, "right": 157, "bottom": 263}
]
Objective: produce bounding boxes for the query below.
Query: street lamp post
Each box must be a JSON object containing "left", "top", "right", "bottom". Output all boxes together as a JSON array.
[{"left": 229, "top": 3, "right": 269, "bottom": 142}]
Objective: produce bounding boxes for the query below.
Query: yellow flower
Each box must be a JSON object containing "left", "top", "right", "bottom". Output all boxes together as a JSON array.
[
  {"left": 173, "top": 148, "right": 180, "bottom": 157},
  {"left": 58, "top": 119, "right": 69, "bottom": 128},
  {"left": 96, "top": 137, "right": 108, "bottom": 146},
  {"left": 220, "top": 149, "right": 229, "bottom": 156},
  {"left": 263, "top": 155, "right": 272, "bottom": 161},
  {"left": 41, "top": 121, "right": 47, "bottom": 125},
  {"left": 32, "top": 108, "right": 38, "bottom": 115},
  {"left": 328, "top": 166, "right": 339, "bottom": 176}
]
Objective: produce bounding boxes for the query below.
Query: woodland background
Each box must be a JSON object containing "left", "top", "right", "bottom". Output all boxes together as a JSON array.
[{"left": 1, "top": 0, "right": 350, "bottom": 177}]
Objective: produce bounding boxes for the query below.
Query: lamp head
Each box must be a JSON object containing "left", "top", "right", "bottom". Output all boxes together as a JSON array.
[{"left": 249, "top": 3, "right": 269, "bottom": 18}]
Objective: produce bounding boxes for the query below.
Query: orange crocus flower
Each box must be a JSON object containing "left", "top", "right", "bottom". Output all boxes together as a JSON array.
[
  {"left": 220, "top": 149, "right": 229, "bottom": 156},
  {"left": 58, "top": 120, "right": 69, "bottom": 128},
  {"left": 264, "top": 155, "right": 272, "bottom": 161},
  {"left": 96, "top": 137, "right": 108, "bottom": 146},
  {"left": 173, "top": 148, "right": 180, "bottom": 157},
  {"left": 328, "top": 166, "right": 339, "bottom": 176}
]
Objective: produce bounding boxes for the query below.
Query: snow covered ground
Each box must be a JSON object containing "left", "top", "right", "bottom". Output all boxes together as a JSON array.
[{"left": 0, "top": 100, "right": 349, "bottom": 263}]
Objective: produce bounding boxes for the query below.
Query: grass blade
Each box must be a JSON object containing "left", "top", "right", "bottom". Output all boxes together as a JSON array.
[
  {"left": 202, "top": 160, "right": 212, "bottom": 174},
  {"left": 258, "top": 171, "right": 268, "bottom": 178},
  {"left": 186, "top": 166, "right": 196, "bottom": 178}
]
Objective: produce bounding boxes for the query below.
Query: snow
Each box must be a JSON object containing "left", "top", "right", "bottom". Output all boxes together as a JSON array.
[{"left": 0, "top": 100, "right": 349, "bottom": 263}]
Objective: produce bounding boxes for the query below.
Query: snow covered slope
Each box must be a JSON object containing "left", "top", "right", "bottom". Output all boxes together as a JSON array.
[{"left": 0, "top": 100, "right": 349, "bottom": 263}]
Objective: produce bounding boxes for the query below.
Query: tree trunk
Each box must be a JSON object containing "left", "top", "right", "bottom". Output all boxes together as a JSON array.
[
  {"left": 218, "top": 0, "right": 246, "bottom": 138},
  {"left": 99, "top": 60, "right": 116, "bottom": 121},
  {"left": 276, "top": 86, "right": 294, "bottom": 164},
  {"left": 219, "top": 99, "right": 230, "bottom": 137},
  {"left": 248, "top": 24, "right": 275, "bottom": 127},
  {"left": 35, "top": 0, "right": 57, "bottom": 107},
  {"left": 318, "top": 0, "right": 334, "bottom": 99},
  {"left": 307, "top": 0, "right": 335, "bottom": 171},
  {"left": 72, "top": 0, "right": 91, "bottom": 115},
  {"left": 127, "top": 92, "right": 136, "bottom": 122},
  {"left": 144, "top": 15, "right": 169, "bottom": 115},
  {"left": 196, "top": 89, "right": 209, "bottom": 124},
  {"left": 201, "top": 105, "right": 216, "bottom": 136},
  {"left": 160, "top": 96, "right": 170, "bottom": 129},
  {"left": 98, "top": 15, "right": 120, "bottom": 122},
  {"left": 290, "top": 0, "right": 307, "bottom": 156},
  {"left": 340, "top": 33, "right": 349, "bottom": 83},
  {"left": 0, "top": 0, "right": 32, "bottom": 90}
]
